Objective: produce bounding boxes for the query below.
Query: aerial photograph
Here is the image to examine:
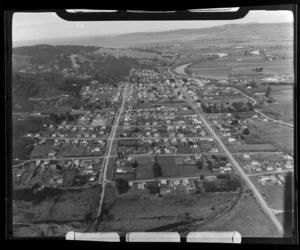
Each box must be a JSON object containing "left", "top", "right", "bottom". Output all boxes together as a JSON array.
[{"left": 10, "top": 7, "right": 295, "bottom": 240}]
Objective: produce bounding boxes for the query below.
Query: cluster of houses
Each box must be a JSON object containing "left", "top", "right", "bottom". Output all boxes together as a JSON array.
[
  {"left": 258, "top": 174, "right": 288, "bottom": 186},
  {"left": 119, "top": 122, "right": 209, "bottom": 140},
  {"left": 129, "top": 81, "right": 185, "bottom": 105},
  {"left": 29, "top": 121, "right": 112, "bottom": 140},
  {"left": 117, "top": 137, "right": 219, "bottom": 156},
  {"left": 13, "top": 159, "right": 102, "bottom": 189},
  {"left": 206, "top": 112, "right": 269, "bottom": 126},
  {"left": 122, "top": 107, "right": 198, "bottom": 127},
  {"left": 81, "top": 82, "right": 125, "bottom": 105},
  {"left": 131, "top": 68, "right": 168, "bottom": 83},
  {"left": 241, "top": 152, "right": 294, "bottom": 174},
  {"left": 128, "top": 178, "right": 197, "bottom": 194}
]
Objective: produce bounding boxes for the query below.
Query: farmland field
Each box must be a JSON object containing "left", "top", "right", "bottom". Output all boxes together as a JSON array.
[{"left": 185, "top": 55, "right": 293, "bottom": 80}]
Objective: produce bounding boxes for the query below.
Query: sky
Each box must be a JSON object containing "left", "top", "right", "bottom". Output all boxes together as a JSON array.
[{"left": 12, "top": 10, "right": 294, "bottom": 43}]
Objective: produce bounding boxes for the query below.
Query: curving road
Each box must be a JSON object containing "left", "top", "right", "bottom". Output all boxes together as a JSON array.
[
  {"left": 169, "top": 67, "right": 286, "bottom": 237},
  {"left": 231, "top": 87, "right": 294, "bottom": 128}
]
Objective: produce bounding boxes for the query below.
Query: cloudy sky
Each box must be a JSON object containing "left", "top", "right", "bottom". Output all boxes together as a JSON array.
[{"left": 13, "top": 10, "right": 294, "bottom": 43}]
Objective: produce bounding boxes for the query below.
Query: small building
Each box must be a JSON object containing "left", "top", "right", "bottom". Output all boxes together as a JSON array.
[
  {"left": 243, "top": 153, "right": 250, "bottom": 159},
  {"left": 228, "top": 137, "right": 236, "bottom": 143}
]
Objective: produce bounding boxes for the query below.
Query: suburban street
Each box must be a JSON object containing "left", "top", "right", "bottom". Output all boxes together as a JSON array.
[{"left": 169, "top": 68, "right": 286, "bottom": 237}]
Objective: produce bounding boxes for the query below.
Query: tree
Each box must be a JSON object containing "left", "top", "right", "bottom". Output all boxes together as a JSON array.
[
  {"left": 153, "top": 155, "right": 162, "bottom": 178},
  {"left": 197, "top": 160, "right": 203, "bottom": 170},
  {"left": 115, "top": 179, "right": 129, "bottom": 194},
  {"left": 211, "top": 154, "right": 217, "bottom": 160},
  {"left": 265, "top": 86, "right": 272, "bottom": 97},
  {"left": 49, "top": 113, "right": 61, "bottom": 124},
  {"left": 234, "top": 114, "right": 240, "bottom": 120},
  {"left": 242, "top": 128, "right": 250, "bottom": 135},
  {"left": 200, "top": 175, "right": 205, "bottom": 181},
  {"left": 231, "top": 119, "right": 239, "bottom": 126},
  {"left": 207, "top": 160, "right": 213, "bottom": 172},
  {"left": 153, "top": 162, "right": 162, "bottom": 178},
  {"left": 132, "top": 160, "right": 138, "bottom": 168}
]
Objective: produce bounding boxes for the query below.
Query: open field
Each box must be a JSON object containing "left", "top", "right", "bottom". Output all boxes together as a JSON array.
[
  {"left": 13, "top": 185, "right": 102, "bottom": 236},
  {"left": 246, "top": 123, "right": 294, "bottom": 154},
  {"left": 56, "top": 146, "right": 86, "bottom": 158},
  {"left": 186, "top": 56, "right": 293, "bottom": 80},
  {"left": 30, "top": 141, "right": 54, "bottom": 158},
  {"left": 97, "top": 186, "right": 238, "bottom": 233},
  {"left": 135, "top": 156, "right": 155, "bottom": 180},
  {"left": 196, "top": 193, "right": 282, "bottom": 237},
  {"left": 276, "top": 212, "right": 294, "bottom": 237},
  {"left": 157, "top": 156, "right": 179, "bottom": 177},
  {"left": 249, "top": 174, "right": 294, "bottom": 210},
  {"left": 263, "top": 103, "right": 294, "bottom": 123}
]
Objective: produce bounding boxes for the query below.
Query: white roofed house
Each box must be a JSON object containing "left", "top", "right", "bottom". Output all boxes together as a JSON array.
[
  {"left": 228, "top": 137, "right": 236, "bottom": 143},
  {"left": 285, "top": 161, "right": 293, "bottom": 170}
]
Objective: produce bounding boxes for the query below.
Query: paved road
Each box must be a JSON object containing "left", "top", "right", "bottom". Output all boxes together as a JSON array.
[
  {"left": 169, "top": 67, "right": 286, "bottom": 236},
  {"left": 95, "top": 83, "right": 129, "bottom": 221}
]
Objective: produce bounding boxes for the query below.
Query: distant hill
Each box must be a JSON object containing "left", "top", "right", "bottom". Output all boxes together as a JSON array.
[
  {"left": 13, "top": 22, "right": 293, "bottom": 48},
  {"left": 12, "top": 44, "right": 142, "bottom": 112}
]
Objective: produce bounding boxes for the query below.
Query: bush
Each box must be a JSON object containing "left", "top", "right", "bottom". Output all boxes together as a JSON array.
[
  {"left": 153, "top": 162, "right": 162, "bottom": 178},
  {"left": 242, "top": 128, "right": 250, "bottom": 135},
  {"left": 115, "top": 179, "right": 129, "bottom": 194}
]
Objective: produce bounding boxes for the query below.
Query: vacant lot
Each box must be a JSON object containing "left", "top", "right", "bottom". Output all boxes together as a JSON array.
[
  {"left": 30, "top": 141, "right": 54, "bottom": 158},
  {"left": 57, "top": 146, "right": 86, "bottom": 158},
  {"left": 177, "top": 146, "right": 193, "bottom": 154},
  {"left": 157, "top": 156, "right": 179, "bottom": 177},
  {"left": 135, "top": 156, "right": 155, "bottom": 180},
  {"left": 97, "top": 187, "right": 238, "bottom": 233}
]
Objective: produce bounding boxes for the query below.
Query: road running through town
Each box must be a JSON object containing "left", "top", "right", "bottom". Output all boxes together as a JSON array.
[
  {"left": 169, "top": 67, "right": 286, "bottom": 237},
  {"left": 94, "top": 83, "right": 129, "bottom": 224}
]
